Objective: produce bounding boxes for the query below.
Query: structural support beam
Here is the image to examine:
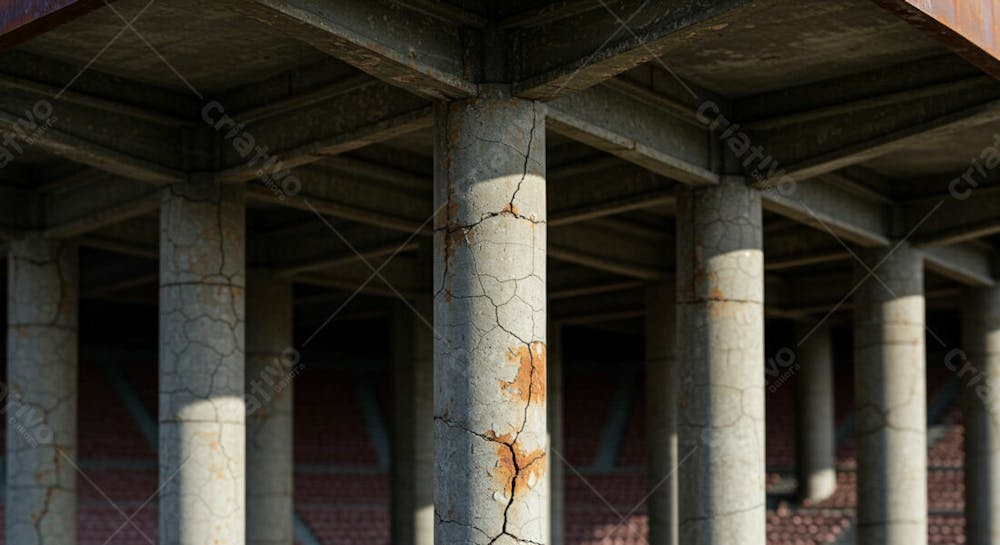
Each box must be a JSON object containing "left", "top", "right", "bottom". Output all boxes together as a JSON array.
[
  {"left": 41, "top": 175, "right": 161, "bottom": 238},
  {"left": 677, "top": 176, "right": 765, "bottom": 545},
  {"left": 220, "top": 0, "right": 475, "bottom": 99},
  {"left": 246, "top": 269, "right": 295, "bottom": 545},
  {"left": 906, "top": 187, "right": 1000, "bottom": 247},
  {"left": 159, "top": 182, "right": 246, "bottom": 545},
  {"left": 959, "top": 285, "right": 1000, "bottom": 545},
  {"left": 740, "top": 71, "right": 1000, "bottom": 183},
  {"left": 853, "top": 243, "right": 927, "bottom": 545},
  {"left": 794, "top": 322, "right": 836, "bottom": 502},
  {"left": 761, "top": 175, "right": 889, "bottom": 247},
  {"left": 646, "top": 278, "right": 678, "bottom": 545},
  {"left": 923, "top": 242, "right": 996, "bottom": 287},
  {"left": 0, "top": 86, "right": 185, "bottom": 184},
  {"left": 548, "top": 85, "right": 716, "bottom": 185},
  {"left": 6, "top": 235, "right": 78, "bottom": 545},
  {"left": 433, "top": 96, "right": 548, "bottom": 544},
  {"left": 513, "top": 0, "right": 763, "bottom": 99},
  {"left": 213, "top": 81, "right": 432, "bottom": 182}
]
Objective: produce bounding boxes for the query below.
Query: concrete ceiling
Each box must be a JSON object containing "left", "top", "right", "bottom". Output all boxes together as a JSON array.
[
  {"left": 659, "top": 0, "right": 946, "bottom": 97},
  {"left": 17, "top": 0, "right": 333, "bottom": 95}
]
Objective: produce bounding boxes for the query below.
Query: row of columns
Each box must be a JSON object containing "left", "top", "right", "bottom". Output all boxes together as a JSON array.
[{"left": 3, "top": 92, "right": 998, "bottom": 545}]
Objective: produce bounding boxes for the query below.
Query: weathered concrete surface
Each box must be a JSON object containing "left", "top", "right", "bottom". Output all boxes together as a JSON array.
[
  {"left": 645, "top": 278, "right": 678, "bottom": 545},
  {"left": 6, "top": 236, "right": 78, "bottom": 545},
  {"left": 961, "top": 286, "right": 1000, "bottom": 545},
  {"left": 246, "top": 269, "right": 294, "bottom": 545},
  {"left": 547, "top": 323, "right": 564, "bottom": 545},
  {"left": 676, "top": 177, "right": 765, "bottom": 545},
  {"left": 795, "top": 322, "right": 836, "bottom": 502},
  {"left": 159, "top": 182, "right": 246, "bottom": 545},
  {"left": 391, "top": 295, "right": 434, "bottom": 545},
  {"left": 432, "top": 95, "right": 548, "bottom": 545},
  {"left": 853, "top": 243, "right": 926, "bottom": 545}
]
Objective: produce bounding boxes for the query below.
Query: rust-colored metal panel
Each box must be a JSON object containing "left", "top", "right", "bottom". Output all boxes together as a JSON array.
[
  {"left": 0, "top": 0, "right": 107, "bottom": 51},
  {"left": 874, "top": 0, "right": 1000, "bottom": 79}
]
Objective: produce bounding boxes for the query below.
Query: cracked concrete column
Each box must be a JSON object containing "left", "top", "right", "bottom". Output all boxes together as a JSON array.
[
  {"left": 645, "top": 278, "right": 677, "bottom": 545},
  {"left": 6, "top": 236, "right": 78, "bottom": 545},
  {"left": 246, "top": 269, "right": 294, "bottom": 545},
  {"left": 794, "top": 322, "right": 836, "bottom": 502},
  {"left": 547, "top": 322, "right": 564, "bottom": 545},
  {"left": 853, "top": 243, "right": 926, "bottom": 545},
  {"left": 676, "top": 177, "right": 764, "bottom": 545},
  {"left": 391, "top": 288, "right": 434, "bottom": 545},
  {"left": 432, "top": 95, "right": 547, "bottom": 545},
  {"left": 960, "top": 285, "right": 1000, "bottom": 545},
  {"left": 159, "top": 182, "right": 246, "bottom": 545}
]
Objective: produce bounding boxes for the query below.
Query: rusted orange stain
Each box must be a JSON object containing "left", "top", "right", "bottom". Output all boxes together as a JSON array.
[
  {"left": 486, "top": 431, "right": 547, "bottom": 498},
  {"left": 502, "top": 342, "right": 546, "bottom": 404}
]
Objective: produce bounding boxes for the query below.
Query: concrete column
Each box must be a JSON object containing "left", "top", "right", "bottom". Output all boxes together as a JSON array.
[
  {"left": 676, "top": 177, "right": 764, "bottom": 545},
  {"left": 853, "top": 243, "right": 926, "bottom": 545},
  {"left": 246, "top": 269, "right": 294, "bottom": 545},
  {"left": 391, "top": 294, "right": 433, "bottom": 545},
  {"left": 645, "top": 278, "right": 677, "bottom": 545},
  {"left": 794, "top": 322, "right": 836, "bottom": 502},
  {"left": 432, "top": 95, "right": 547, "bottom": 544},
  {"left": 547, "top": 323, "right": 564, "bottom": 545},
  {"left": 6, "top": 236, "right": 78, "bottom": 545},
  {"left": 159, "top": 182, "right": 246, "bottom": 545},
  {"left": 960, "top": 286, "right": 1000, "bottom": 545}
]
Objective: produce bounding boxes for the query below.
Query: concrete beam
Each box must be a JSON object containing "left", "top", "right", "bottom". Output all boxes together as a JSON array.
[
  {"left": 219, "top": 0, "right": 475, "bottom": 99},
  {"left": 245, "top": 172, "right": 432, "bottom": 234},
  {"left": 215, "top": 80, "right": 431, "bottom": 183},
  {"left": 923, "top": 242, "right": 996, "bottom": 287},
  {"left": 0, "top": 84, "right": 185, "bottom": 183},
  {"left": 873, "top": 0, "right": 1000, "bottom": 79},
  {"left": 255, "top": 221, "right": 420, "bottom": 277},
  {"left": 906, "top": 185, "right": 1000, "bottom": 246},
  {"left": 549, "top": 164, "right": 676, "bottom": 226},
  {"left": 549, "top": 223, "right": 668, "bottom": 279},
  {"left": 737, "top": 64, "right": 1000, "bottom": 183},
  {"left": 42, "top": 176, "right": 160, "bottom": 238},
  {"left": 548, "top": 83, "right": 717, "bottom": 186},
  {"left": 761, "top": 175, "right": 890, "bottom": 247},
  {"left": 513, "top": 0, "right": 768, "bottom": 99}
]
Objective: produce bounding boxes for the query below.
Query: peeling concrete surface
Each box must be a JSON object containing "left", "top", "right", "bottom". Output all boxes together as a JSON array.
[
  {"left": 159, "top": 182, "right": 246, "bottom": 545},
  {"left": 853, "top": 243, "right": 926, "bottom": 545},
  {"left": 6, "top": 235, "right": 78, "bottom": 545},
  {"left": 676, "top": 176, "right": 765, "bottom": 545},
  {"left": 432, "top": 96, "right": 548, "bottom": 545}
]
